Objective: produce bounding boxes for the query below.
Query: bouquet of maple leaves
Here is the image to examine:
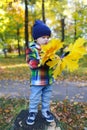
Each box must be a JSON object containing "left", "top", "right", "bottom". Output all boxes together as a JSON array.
[{"left": 40, "top": 38, "right": 87, "bottom": 79}]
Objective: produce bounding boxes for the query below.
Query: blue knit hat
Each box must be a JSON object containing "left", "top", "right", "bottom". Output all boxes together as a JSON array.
[{"left": 32, "top": 20, "right": 51, "bottom": 40}]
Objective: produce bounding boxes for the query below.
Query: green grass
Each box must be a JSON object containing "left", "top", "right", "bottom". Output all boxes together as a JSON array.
[
  {"left": 0, "top": 53, "right": 30, "bottom": 81},
  {"left": 0, "top": 53, "right": 87, "bottom": 81}
]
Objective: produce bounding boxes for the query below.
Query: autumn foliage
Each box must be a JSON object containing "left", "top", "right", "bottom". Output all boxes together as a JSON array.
[{"left": 40, "top": 38, "right": 87, "bottom": 79}]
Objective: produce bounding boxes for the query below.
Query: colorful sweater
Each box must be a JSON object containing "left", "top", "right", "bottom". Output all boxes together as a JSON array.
[{"left": 26, "top": 42, "right": 54, "bottom": 86}]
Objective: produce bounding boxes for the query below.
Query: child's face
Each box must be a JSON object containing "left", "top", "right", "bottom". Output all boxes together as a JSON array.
[{"left": 36, "top": 36, "right": 50, "bottom": 45}]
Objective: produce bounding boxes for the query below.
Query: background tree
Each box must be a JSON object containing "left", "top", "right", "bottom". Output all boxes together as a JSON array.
[
  {"left": 0, "top": 0, "right": 87, "bottom": 55},
  {"left": 6, "top": 1, "right": 24, "bottom": 55},
  {"left": 42, "top": 0, "right": 45, "bottom": 23},
  {"left": 66, "top": 0, "right": 87, "bottom": 42},
  {"left": 24, "top": 0, "right": 29, "bottom": 49}
]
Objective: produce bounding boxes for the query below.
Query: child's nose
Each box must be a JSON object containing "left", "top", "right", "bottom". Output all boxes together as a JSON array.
[{"left": 45, "top": 38, "right": 49, "bottom": 41}]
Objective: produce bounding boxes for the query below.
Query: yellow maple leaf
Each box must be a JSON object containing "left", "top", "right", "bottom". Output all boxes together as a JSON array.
[
  {"left": 47, "top": 57, "right": 66, "bottom": 79},
  {"left": 53, "top": 60, "right": 62, "bottom": 78},
  {"left": 63, "top": 57, "right": 79, "bottom": 72},
  {"left": 40, "top": 39, "right": 63, "bottom": 65},
  {"left": 64, "top": 38, "right": 86, "bottom": 59},
  {"left": 62, "top": 38, "right": 86, "bottom": 72},
  {"left": 46, "top": 55, "right": 60, "bottom": 68}
]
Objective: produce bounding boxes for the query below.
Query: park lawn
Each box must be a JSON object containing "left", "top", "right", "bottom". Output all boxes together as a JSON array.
[
  {"left": 0, "top": 53, "right": 87, "bottom": 81},
  {"left": 0, "top": 54, "right": 30, "bottom": 81}
]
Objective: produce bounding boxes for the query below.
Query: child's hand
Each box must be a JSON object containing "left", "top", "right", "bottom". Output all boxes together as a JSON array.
[{"left": 29, "top": 59, "right": 39, "bottom": 69}]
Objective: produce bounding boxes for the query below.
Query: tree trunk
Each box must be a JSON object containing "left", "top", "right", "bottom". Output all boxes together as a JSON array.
[
  {"left": 25, "top": 0, "right": 29, "bottom": 49},
  {"left": 60, "top": 18, "right": 65, "bottom": 54},
  {"left": 42, "top": 0, "right": 46, "bottom": 23},
  {"left": 61, "top": 18, "right": 65, "bottom": 42},
  {"left": 3, "top": 49, "right": 7, "bottom": 58},
  {"left": 17, "top": 28, "right": 21, "bottom": 56},
  {"left": 74, "top": 19, "right": 77, "bottom": 41}
]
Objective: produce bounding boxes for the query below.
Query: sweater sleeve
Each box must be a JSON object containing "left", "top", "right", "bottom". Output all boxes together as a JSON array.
[{"left": 25, "top": 48, "right": 39, "bottom": 69}]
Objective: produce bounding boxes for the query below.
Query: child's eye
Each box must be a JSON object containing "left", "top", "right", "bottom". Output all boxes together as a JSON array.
[
  {"left": 47, "top": 36, "right": 50, "bottom": 39},
  {"left": 42, "top": 36, "right": 50, "bottom": 39},
  {"left": 42, "top": 36, "right": 46, "bottom": 39}
]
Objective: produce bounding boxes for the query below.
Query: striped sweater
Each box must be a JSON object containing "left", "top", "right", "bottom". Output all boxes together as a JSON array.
[{"left": 26, "top": 42, "right": 54, "bottom": 86}]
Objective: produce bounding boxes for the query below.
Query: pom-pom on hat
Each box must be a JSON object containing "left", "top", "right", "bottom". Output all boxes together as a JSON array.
[{"left": 32, "top": 20, "right": 51, "bottom": 40}]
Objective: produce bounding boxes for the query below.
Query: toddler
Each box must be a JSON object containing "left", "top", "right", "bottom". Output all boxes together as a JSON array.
[{"left": 26, "top": 20, "right": 54, "bottom": 125}]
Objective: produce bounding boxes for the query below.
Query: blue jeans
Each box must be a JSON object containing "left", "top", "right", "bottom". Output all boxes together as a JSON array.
[{"left": 29, "top": 85, "right": 52, "bottom": 113}]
